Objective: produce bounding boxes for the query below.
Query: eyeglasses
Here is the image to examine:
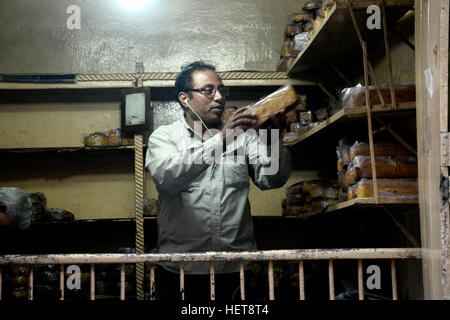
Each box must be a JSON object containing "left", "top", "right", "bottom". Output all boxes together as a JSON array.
[{"left": 188, "top": 85, "right": 230, "bottom": 98}]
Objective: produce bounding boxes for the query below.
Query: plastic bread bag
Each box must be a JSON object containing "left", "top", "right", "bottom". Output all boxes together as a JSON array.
[
  {"left": 345, "top": 155, "right": 418, "bottom": 186},
  {"left": 348, "top": 178, "right": 418, "bottom": 199},
  {"left": 287, "top": 193, "right": 306, "bottom": 206},
  {"left": 340, "top": 84, "right": 363, "bottom": 109},
  {"left": 245, "top": 84, "right": 298, "bottom": 128},
  {"left": 286, "top": 181, "right": 304, "bottom": 195},
  {"left": 349, "top": 141, "right": 412, "bottom": 160},
  {"left": 294, "top": 31, "right": 313, "bottom": 51}
]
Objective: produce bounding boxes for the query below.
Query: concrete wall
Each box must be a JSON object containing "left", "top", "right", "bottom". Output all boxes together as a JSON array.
[{"left": 0, "top": 0, "right": 306, "bottom": 74}]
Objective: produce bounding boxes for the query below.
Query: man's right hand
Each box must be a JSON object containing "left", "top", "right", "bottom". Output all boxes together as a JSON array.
[{"left": 221, "top": 106, "right": 258, "bottom": 141}]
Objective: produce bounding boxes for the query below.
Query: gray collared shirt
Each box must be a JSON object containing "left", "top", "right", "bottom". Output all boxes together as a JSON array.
[{"left": 145, "top": 117, "right": 292, "bottom": 274}]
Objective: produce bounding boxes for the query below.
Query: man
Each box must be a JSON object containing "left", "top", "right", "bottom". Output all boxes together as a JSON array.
[{"left": 145, "top": 61, "right": 292, "bottom": 300}]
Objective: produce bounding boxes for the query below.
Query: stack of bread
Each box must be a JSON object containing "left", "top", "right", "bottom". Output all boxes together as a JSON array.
[
  {"left": 282, "top": 93, "right": 329, "bottom": 144},
  {"left": 337, "top": 139, "right": 418, "bottom": 201},
  {"left": 29, "top": 192, "right": 74, "bottom": 223},
  {"left": 84, "top": 128, "right": 133, "bottom": 147},
  {"left": 282, "top": 179, "right": 339, "bottom": 216}
]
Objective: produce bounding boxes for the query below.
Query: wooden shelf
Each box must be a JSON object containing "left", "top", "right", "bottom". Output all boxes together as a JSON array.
[
  {"left": 283, "top": 101, "right": 416, "bottom": 147},
  {"left": 0, "top": 72, "right": 315, "bottom": 90},
  {"left": 0, "top": 145, "right": 143, "bottom": 153},
  {"left": 286, "top": 197, "right": 419, "bottom": 220},
  {"left": 287, "top": 0, "right": 414, "bottom": 80}
]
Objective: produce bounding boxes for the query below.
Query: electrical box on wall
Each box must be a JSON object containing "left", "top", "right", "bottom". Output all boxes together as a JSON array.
[{"left": 120, "top": 87, "right": 152, "bottom": 135}]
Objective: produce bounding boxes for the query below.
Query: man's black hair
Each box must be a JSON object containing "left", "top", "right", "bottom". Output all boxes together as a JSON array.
[{"left": 174, "top": 61, "right": 217, "bottom": 105}]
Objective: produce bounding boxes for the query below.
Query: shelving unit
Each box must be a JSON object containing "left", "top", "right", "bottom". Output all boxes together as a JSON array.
[
  {"left": 287, "top": 0, "right": 414, "bottom": 82},
  {"left": 282, "top": 0, "right": 418, "bottom": 244},
  {"left": 283, "top": 102, "right": 415, "bottom": 146}
]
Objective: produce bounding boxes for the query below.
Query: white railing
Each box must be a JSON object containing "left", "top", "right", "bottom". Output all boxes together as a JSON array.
[{"left": 0, "top": 248, "right": 421, "bottom": 301}]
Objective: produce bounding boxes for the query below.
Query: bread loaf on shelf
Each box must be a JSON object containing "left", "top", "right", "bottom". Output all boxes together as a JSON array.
[
  {"left": 350, "top": 142, "right": 412, "bottom": 160},
  {"left": 345, "top": 156, "right": 418, "bottom": 186},
  {"left": 342, "top": 84, "right": 416, "bottom": 108},
  {"left": 347, "top": 178, "right": 418, "bottom": 200}
]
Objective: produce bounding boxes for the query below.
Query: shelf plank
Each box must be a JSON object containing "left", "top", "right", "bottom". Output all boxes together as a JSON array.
[
  {"left": 0, "top": 145, "right": 140, "bottom": 153},
  {"left": 283, "top": 101, "right": 416, "bottom": 146},
  {"left": 0, "top": 72, "right": 316, "bottom": 90},
  {"left": 0, "top": 81, "right": 135, "bottom": 90},
  {"left": 287, "top": 0, "right": 414, "bottom": 78},
  {"left": 287, "top": 197, "right": 418, "bottom": 220}
]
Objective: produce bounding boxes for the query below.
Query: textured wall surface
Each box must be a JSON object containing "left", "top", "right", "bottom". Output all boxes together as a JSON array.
[{"left": 0, "top": 0, "right": 306, "bottom": 74}]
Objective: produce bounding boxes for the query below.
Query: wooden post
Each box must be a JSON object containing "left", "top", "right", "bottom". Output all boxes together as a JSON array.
[
  {"left": 210, "top": 262, "right": 215, "bottom": 300},
  {"left": 268, "top": 261, "right": 275, "bottom": 300},
  {"left": 150, "top": 264, "right": 155, "bottom": 300},
  {"left": 380, "top": 0, "right": 397, "bottom": 108},
  {"left": 299, "top": 260, "right": 305, "bottom": 300},
  {"left": 180, "top": 262, "right": 185, "bottom": 301},
  {"left": 60, "top": 264, "right": 64, "bottom": 300},
  {"left": 328, "top": 259, "right": 335, "bottom": 300},
  {"left": 391, "top": 260, "right": 398, "bottom": 300},
  {"left": 358, "top": 260, "right": 364, "bottom": 300},
  {"left": 240, "top": 262, "right": 245, "bottom": 300},
  {"left": 90, "top": 264, "right": 95, "bottom": 300},
  {"left": 120, "top": 263, "right": 126, "bottom": 300},
  {"left": 28, "top": 266, "right": 33, "bottom": 300},
  {"left": 363, "top": 42, "right": 379, "bottom": 204},
  {"left": 415, "top": 0, "right": 450, "bottom": 299}
]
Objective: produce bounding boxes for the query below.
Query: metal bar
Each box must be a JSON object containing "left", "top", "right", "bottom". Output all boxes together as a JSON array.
[
  {"left": 0, "top": 267, "right": 2, "bottom": 300},
  {"left": 28, "top": 266, "right": 33, "bottom": 301},
  {"left": 363, "top": 42, "right": 379, "bottom": 204},
  {"left": 372, "top": 115, "right": 418, "bottom": 156},
  {"left": 60, "top": 264, "right": 64, "bottom": 300},
  {"left": 391, "top": 260, "right": 398, "bottom": 300},
  {"left": 318, "top": 83, "right": 342, "bottom": 108},
  {"left": 120, "top": 263, "right": 125, "bottom": 300},
  {"left": 345, "top": 0, "right": 365, "bottom": 45},
  {"left": 299, "top": 261, "right": 305, "bottom": 300},
  {"left": 330, "top": 63, "right": 352, "bottom": 87},
  {"left": 268, "top": 261, "right": 275, "bottom": 300},
  {"left": 383, "top": 207, "right": 420, "bottom": 247},
  {"left": 358, "top": 260, "right": 364, "bottom": 300},
  {"left": 90, "top": 264, "right": 95, "bottom": 300},
  {"left": 210, "top": 261, "right": 215, "bottom": 300},
  {"left": 329, "top": 259, "right": 335, "bottom": 300},
  {"left": 180, "top": 262, "right": 185, "bottom": 301},
  {"left": 240, "top": 262, "right": 245, "bottom": 300},
  {"left": 390, "top": 29, "right": 415, "bottom": 51},
  {"left": 0, "top": 249, "right": 422, "bottom": 265},
  {"left": 380, "top": 0, "right": 397, "bottom": 108},
  {"left": 150, "top": 264, "right": 155, "bottom": 300},
  {"left": 368, "top": 61, "right": 387, "bottom": 107}
]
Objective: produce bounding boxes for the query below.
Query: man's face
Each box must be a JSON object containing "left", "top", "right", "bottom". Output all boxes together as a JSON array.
[{"left": 184, "top": 69, "right": 226, "bottom": 127}]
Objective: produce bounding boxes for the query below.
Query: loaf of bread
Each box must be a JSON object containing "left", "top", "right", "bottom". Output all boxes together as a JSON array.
[
  {"left": 107, "top": 128, "right": 122, "bottom": 146},
  {"left": 292, "top": 11, "right": 314, "bottom": 23},
  {"left": 350, "top": 142, "right": 412, "bottom": 160},
  {"left": 347, "top": 178, "right": 418, "bottom": 200},
  {"left": 339, "top": 188, "right": 347, "bottom": 202},
  {"left": 122, "top": 135, "right": 134, "bottom": 146},
  {"left": 345, "top": 156, "right": 418, "bottom": 186},
  {"left": 315, "top": 108, "right": 328, "bottom": 121},
  {"left": 299, "top": 111, "right": 313, "bottom": 125},
  {"left": 285, "top": 23, "right": 303, "bottom": 37},
  {"left": 337, "top": 159, "right": 344, "bottom": 173},
  {"left": 284, "top": 199, "right": 339, "bottom": 216},
  {"left": 286, "top": 181, "right": 304, "bottom": 195},
  {"left": 276, "top": 56, "right": 296, "bottom": 72},
  {"left": 343, "top": 84, "right": 416, "bottom": 108},
  {"left": 246, "top": 85, "right": 298, "bottom": 127},
  {"left": 287, "top": 193, "right": 306, "bottom": 206},
  {"left": 85, "top": 132, "right": 108, "bottom": 147},
  {"left": 286, "top": 110, "right": 299, "bottom": 123}
]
